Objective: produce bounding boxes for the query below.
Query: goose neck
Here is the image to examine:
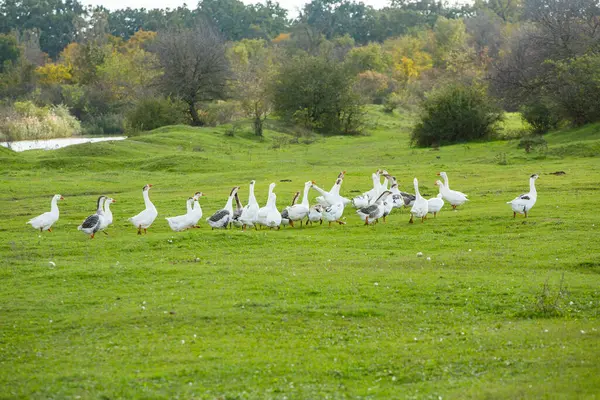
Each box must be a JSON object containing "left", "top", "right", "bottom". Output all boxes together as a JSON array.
[
  {"left": 51, "top": 197, "right": 59, "bottom": 214},
  {"left": 224, "top": 195, "right": 235, "bottom": 213},
  {"left": 301, "top": 184, "right": 310, "bottom": 207}
]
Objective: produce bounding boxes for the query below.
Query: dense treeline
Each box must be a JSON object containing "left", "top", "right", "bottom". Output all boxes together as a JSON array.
[{"left": 0, "top": 0, "right": 598, "bottom": 144}]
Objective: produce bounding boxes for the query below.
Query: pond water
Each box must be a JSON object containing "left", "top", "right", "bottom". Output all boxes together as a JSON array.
[{"left": 0, "top": 136, "right": 127, "bottom": 152}]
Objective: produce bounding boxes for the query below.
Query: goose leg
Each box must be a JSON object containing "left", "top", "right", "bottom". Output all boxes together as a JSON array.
[
  {"left": 383, "top": 216, "right": 386, "bottom": 223},
  {"left": 40, "top": 228, "right": 43, "bottom": 232},
  {"left": 137, "top": 226, "right": 142, "bottom": 235},
  {"left": 452, "top": 204, "right": 457, "bottom": 210},
  {"left": 48, "top": 228, "right": 52, "bottom": 232},
  {"left": 365, "top": 216, "right": 369, "bottom": 226},
  {"left": 90, "top": 233, "right": 95, "bottom": 239},
  {"left": 289, "top": 220, "right": 295, "bottom": 228},
  {"left": 337, "top": 220, "right": 345, "bottom": 225},
  {"left": 329, "top": 221, "right": 332, "bottom": 227},
  {"left": 421, "top": 216, "right": 425, "bottom": 223},
  {"left": 513, "top": 211, "right": 516, "bottom": 218},
  {"left": 524, "top": 211, "right": 528, "bottom": 218},
  {"left": 320, "top": 219, "right": 323, "bottom": 225},
  {"left": 144, "top": 229, "right": 147, "bottom": 234},
  {"left": 409, "top": 215, "right": 414, "bottom": 224}
]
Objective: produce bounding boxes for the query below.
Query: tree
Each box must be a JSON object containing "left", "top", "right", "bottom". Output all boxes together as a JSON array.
[
  {"left": 0, "top": 33, "right": 20, "bottom": 72},
  {"left": 344, "top": 43, "right": 392, "bottom": 74},
  {"left": 474, "top": 0, "right": 523, "bottom": 22},
  {"left": 0, "top": 0, "right": 86, "bottom": 59},
  {"left": 490, "top": 0, "right": 600, "bottom": 117},
  {"left": 228, "top": 39, "right": 277, "bottom": 136},
  {"left": 153, "top": 24, "right": 230, "bottom": 126},
  {"left": 273, "top": 55, "right": 364, "bottom": 135},
  {"left": 544, "top": 54, "right": 600, "bottom": 125}
]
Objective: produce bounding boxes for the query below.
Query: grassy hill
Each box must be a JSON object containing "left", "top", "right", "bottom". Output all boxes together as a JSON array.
[{"left": 1, "top": 108, "right": 599, "bottom": 398}]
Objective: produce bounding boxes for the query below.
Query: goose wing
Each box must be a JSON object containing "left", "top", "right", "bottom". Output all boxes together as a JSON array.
[{"left": 81, "top": 214, "right": 100, "bottom": 229}]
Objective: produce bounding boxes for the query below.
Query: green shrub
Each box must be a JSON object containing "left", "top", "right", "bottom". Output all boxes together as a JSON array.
[
  {"left": 126, "top": 98, "right": 189, "bottom": 132},
  {"left": 520, "top": 101, "right": 561, "bottom": 135},
  {"left": 518, "top": 135, "right": 548, "bottom": 154},
  {"left": 0, "top": 101, "right": 81, "bottom": 141},
  {"left": 411, "top": 84, "right": 504, "bottom": 147}
]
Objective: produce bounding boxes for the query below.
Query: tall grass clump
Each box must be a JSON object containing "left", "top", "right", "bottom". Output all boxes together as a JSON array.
[
  {"left": 411, "top": 84, "right": 503, "bottom": 147},
  {"left": 0, "top": 101, "right": 81, "bottom": 141}
]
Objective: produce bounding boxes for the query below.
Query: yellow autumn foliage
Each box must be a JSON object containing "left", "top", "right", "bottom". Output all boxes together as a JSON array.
[{"left": 35, "top": 63, "right": 72, "bottom": 84}]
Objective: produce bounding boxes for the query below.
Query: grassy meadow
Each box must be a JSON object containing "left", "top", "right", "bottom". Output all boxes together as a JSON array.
[{"left": 1, "top": 108, "right": 600, "bottom": 399}]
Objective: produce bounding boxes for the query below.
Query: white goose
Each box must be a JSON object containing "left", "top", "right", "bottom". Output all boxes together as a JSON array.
[
  {"left": 436, "top": 172, "right": 468, "bottom": 209},
  {"left": 264, "top": 192, "right": 282, "bottom": 229},
  {"left": 166, "top": 197, "right": 196, "bottom": 232},
  {"left": 306, "top": 204, "right": 324, "bottom": 226},
  {"left": 507, "top": 174, "right": 538, "bottom": 218},
  {"left": 315, "top": 171, "right": 346, "bottom": 206},
  {"left": 99, "top": 197, "right": 116, "bottom": 233},
  {"left": 287, "top": 180, "right": 312, "bottom": 227},
  {"left": 129, "top": 184, "right": 158, "bottom": 234},
  {"left": 438, "top": 172, "right": 468, "bottom": 197},
  {"left": 427, "top": 181, "right": 445, "bottom": 217},
  {"left": 311, "top": 180, "right": 351, "bottom": 207},
  {"left": 409, "top": 178, "right": 428, "bottom": 223},
  {"left": 207, "top": 187, "right": 239, "bottom": 229},
  {"left": 386, "top": 175, "right": 415, "bottom": 208},
  {"left": 323, "top": 202, "right": 346, "bottom": 226},
  {"left": 190, "top": 192, "right": 204, "bottom": 227},
  {"left": 239, "top": 180, "right": 259, "bottom": 230},
  {"left": 256, "top": 183, "right": 276, "bottom": 228},
  {"left": 281, "top": 191, "right": 300, "bottom": 227},
  {"left": 356, "top": 190, "right": 392, "bottom": 225},
  {"left": 352, "top": 172, "right": 381, "bottom": 208},
  {"left": 382, "top": 195, "right": 394, "bottom": 222},
  {"left": 78, "top": 196, "right": 106, "bottom": 239},
  {"left": 27, "top": 194, "right": 64, "bottom": 232}
]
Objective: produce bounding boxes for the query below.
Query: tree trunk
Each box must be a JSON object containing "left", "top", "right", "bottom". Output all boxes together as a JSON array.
[
  {"left": 254, "top": 116, "right": 263, "bottom": 137},
  {"left": 188, "top": 101, "right": 203, "bottom": 126}
]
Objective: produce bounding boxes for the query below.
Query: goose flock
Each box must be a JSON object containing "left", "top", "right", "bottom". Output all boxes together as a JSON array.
[{"left": 26, "top": 171, "right": 540, "bottom": 237}]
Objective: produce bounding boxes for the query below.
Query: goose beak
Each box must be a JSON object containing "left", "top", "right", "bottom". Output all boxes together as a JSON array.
[
  {"left": 436, "top": 173, "right": 441, "bottom": 176},
  {"left": 112, "top": 199, "right": 117, "bottom": 202},
  {"left": 148, "top": 184, "right": 153, "bottom": 188},
  {"left": 60, "top": 196, "right": 65, "bottom": 200},
  {"left": 312, "top": 180, "right": 316, "bottom": 184}
]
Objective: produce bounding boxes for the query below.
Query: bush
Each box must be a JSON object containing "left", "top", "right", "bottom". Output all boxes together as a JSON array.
[
  {"left": 520, "top": 101, "right": 561, "bottom": 135},
  {"left": 411, "top": 84, "right": 504, "bottom": 147},
  {"left": 0, "top": 101, "right": 81, "bottom": 141},
  {"left": 273, "top": 55, "right": 365, "bottom": 135},
  {"left": 198, "top": 101, "right": 243, "bottom": 127},
  {"left": 83, "top": 113, "right": 125, "bottom": 135},
  {"left": 518, "top": 135, "right": 548, "bottom": 154},
  {"left": 126, "top": 98, "right": 189, "bottom": 132},
  {"left": 353, "top": 71, "right": 392, "bottom": 104}
]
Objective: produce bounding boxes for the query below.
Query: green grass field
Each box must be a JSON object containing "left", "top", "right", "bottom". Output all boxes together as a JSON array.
[{"left": 1, "top": 108, "right": 599, "bottom": 399}]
